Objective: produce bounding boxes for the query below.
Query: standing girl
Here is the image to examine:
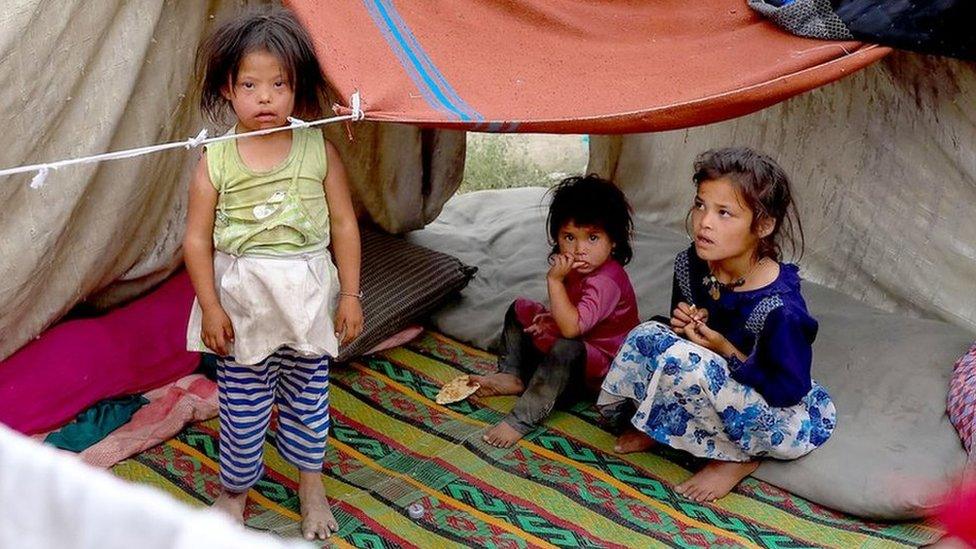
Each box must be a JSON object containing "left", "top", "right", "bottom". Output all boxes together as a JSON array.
[
  {"left": 471, "top": 175, "right": 640, "bottom": 448},
  {"left": 599, "top": 147, "right": 835, "bottom": 502},
  {"left": 184, "top": 7, "right": 362, "bottom": 540}
]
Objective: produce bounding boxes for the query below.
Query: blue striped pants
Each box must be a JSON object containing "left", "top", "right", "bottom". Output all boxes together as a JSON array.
[{"left": 216, "top": 348, "right": 331, "bottom": 492}]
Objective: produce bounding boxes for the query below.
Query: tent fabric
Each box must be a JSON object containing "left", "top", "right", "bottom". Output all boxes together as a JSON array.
[
  {"left": 287, "top": 0, "right": 889, "bottom": 133},
  {"left": 589, "top": 50, "right": 976, "bottom": 336},
  {"left": 0, "top": 1, "right": 465, "bottom": 361},
  {"left": 324, "top": 122, "right": 465, "bottom": 234},
  {"left": 0, "top": 0, "right": 215, "bottom": 361}
]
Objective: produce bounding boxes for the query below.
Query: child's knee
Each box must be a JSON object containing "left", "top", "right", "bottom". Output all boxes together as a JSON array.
[
  {"left": 505, "top": 300, "right": 519, "bottom": 320},
  {"left": 550, "top": 337, "right": 585, "bottom": 358}
]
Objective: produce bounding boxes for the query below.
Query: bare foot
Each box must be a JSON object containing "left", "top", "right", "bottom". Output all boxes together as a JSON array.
[
  {"left": 212, "top": 488, "right": 248, "bottom": 522},
  {"left": 675, "top": 460, "right": 760, "bottom": 502},
  {"left": 614, "top": 427, "right": 655, "bottom": 454},
  {"left": 470, "top": 373, "right": 524, "bottom": 397},
  {"left": 482, "top": 421, "right": 524, "bottom": 448},
  {"left": 298, "top": 471, "right": 339, "bottom": 541}
]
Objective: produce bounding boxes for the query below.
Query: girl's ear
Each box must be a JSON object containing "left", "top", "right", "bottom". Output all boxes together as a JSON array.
[
  {"left": 221, "top": 76, "right": 234, "bottom": 101},
  {"left": 757, "top": 216, "right": 776, "bottom": 239}
]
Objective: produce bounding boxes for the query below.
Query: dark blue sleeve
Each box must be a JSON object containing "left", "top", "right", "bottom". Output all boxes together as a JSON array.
[
  {"left": 670, "top": 248, "right": 696, "bottom": 313},
  {"left": 669, "top": 269, "right": 681, "bottom": 315},
  {"left": 727, "top": 307, "right": 813, "bottom": 407}
]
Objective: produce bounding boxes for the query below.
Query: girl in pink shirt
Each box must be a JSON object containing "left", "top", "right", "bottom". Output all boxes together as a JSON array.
[{"left": 471, "top": 175, "right": 639, "bottom": 448}]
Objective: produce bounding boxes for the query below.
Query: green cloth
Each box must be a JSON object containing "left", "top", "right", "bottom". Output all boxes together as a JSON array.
[
  {"left": 208, "top": 126, "right": 330, "bottom": 256},
  {"left": 45, "top": 394, "right": 149, "bottom": 452}
]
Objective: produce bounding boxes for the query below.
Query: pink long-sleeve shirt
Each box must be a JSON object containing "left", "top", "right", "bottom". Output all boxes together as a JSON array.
[{"left": 515, "top": 259, "right": 639, "bottom": 393}]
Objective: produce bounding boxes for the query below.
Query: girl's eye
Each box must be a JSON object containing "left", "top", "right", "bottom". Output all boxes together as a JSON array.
[
  {"left": 242, "top": 82, "right": 255, "bottom": 89},
  {"left": 589, "top": 234, "right": 599, "bottom": 242},
  {"left": 564, "top": 234, "right": 574, "bottom": 241},
  {"left": 274, "top": 81, "right": 285, "bottom": 88},
  {"left": 719, "top": 209, "right": 731, "bottom": 218},
  {"left": 694, "top": 201, "right": 705, "bottom": 210}
]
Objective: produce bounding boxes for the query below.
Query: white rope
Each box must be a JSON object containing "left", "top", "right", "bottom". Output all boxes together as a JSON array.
[
  {"left": 184, "top": 128, "right": 208, "bottom": 149},
  {"left": 3, "top": 91, "right": 365, "bottom": 189},
  {"left": 351, "top": 90, "right": 364, "bottom": 121}
]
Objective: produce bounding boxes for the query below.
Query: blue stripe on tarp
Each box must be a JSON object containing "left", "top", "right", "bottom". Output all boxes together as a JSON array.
[
  {"left": 377, "top": 0, "right": 481, "bottom": 121},
  {"left": 363, "top": 0, "right": 482, "bottom": 122}
]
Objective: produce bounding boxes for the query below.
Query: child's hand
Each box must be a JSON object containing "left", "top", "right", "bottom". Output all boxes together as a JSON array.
[
  {"left": 683, "top": 318, "right": 732, "bottom": 357},
  {"left": 670, "top": 302, "right": 708, "bottom": 334},
  {"left": 547, "top": 253, "right": 576, "bottom": 282},
  {"left": 201, "top": 306, "right": 235, "bottom": 356},
  {"left": 524, "top": 312, "right": 556, "bottom": 337},
  {"left": 335, "top": 296, "right": 364, "bottom": 346}
]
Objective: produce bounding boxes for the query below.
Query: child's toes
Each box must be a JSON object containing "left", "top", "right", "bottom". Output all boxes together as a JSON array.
[{"left": 302, "top": 519, "right": 325, "bottom": 540}]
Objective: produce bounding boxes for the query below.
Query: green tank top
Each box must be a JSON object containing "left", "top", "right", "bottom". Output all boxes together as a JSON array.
[{"left": 207, "top": 127, "right": 330, "bottom": 256}]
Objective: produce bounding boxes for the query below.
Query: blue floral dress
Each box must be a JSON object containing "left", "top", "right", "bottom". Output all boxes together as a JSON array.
[{"left": 598, "top": 247, "right": 836, "bottom": 462}]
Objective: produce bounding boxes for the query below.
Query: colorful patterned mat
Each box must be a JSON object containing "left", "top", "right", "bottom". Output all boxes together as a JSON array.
[{"left": 112, "top": 332, "right": 941, "bottom": 548}]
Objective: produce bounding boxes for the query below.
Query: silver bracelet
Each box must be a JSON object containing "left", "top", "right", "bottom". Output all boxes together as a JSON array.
[{"left": 340, "top": 291, "right": 363, "bottom": 299}]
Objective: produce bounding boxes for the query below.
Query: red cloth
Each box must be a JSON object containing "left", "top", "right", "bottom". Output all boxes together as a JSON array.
[
  {"left": 287, "top": 0, "right": 888, "bottom": 133},
  {"left": 0, "top": 271, "right": 199, "bottom": 435},
  {"left": 515, "top": 260, "right": 638, "bottom": 392},
  {"left": 939, "top": 481, "right": 976, "bottom": 546},
  {"left": 80, "top": 374, "right": 217, "bottom": 468}
]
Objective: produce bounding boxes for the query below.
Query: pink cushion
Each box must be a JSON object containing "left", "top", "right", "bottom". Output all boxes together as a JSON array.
[
  {"left": 0, "top": 271, "right": 199, "bottom": 435},
  {"left": 365, "top": 325, "right": 424, "bottom": 355},
  {"left": 949, "top": 342, "right": 976, "bottom": 466}
]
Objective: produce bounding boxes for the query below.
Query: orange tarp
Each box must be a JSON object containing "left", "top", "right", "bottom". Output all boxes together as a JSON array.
[{"left": 287, "top": 0, "right": 889, "bottom": 133}]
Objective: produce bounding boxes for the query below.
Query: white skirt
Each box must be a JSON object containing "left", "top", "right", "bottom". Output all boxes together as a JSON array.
[{"left": 186, "top": 249, "right": 339, "bottom": 365}]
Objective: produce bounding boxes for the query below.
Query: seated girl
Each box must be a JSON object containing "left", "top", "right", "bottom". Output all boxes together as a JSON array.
[
  {"left": 599, "top": 147, "right": 835, "bottom": 502},
  {"left": 471, "top": 175, "right": 639, "bottom": 448}
]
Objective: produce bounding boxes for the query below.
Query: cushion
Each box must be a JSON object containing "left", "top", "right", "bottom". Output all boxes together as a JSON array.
[
  {"left": 337, "top": 229, "right": 476, "bottom": 362},
  {"left": 0, "top": 272, "right": 200, "bottom": 435},
  {"left": 365, "top": 325, "right": 425, "bottom": 356},
  {"left": 407, "top": 187, "right": 971, "bottom": 519},
  {"left": 948, "top": 343, "right": 976, "bottom": 465}
]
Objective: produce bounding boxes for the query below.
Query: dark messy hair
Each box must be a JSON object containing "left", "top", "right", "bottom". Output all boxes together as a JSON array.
[
  {"left": 689, "top": 147, "right": 804, "bottom": 261},
  {"left": 196, "top": 6, "right": 328, "bottom": 124},
  {"left": 546, "top": 174, "right": 634, "bottom": 266}
]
